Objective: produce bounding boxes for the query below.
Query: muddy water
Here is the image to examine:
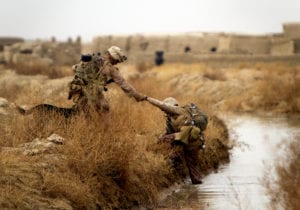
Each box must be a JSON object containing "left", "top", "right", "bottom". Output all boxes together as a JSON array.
[{"left": 159, "top": 115, "right": 300, "bottom": 210}]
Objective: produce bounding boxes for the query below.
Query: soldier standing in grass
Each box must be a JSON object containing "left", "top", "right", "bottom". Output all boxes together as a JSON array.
[
  {"left": 68, "top": 46, "right": 146, "bottom": 113},
  {"left": 145, "top": 96, "right": 208, "bottom": 184}
]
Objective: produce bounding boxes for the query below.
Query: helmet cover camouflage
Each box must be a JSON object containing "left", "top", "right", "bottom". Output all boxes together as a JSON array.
[
  {"left": 163, "top": 97, "right": 179, "bottom": 106},
  {"left": 107, "top": 46, "right": 127, "bottom": 62}
]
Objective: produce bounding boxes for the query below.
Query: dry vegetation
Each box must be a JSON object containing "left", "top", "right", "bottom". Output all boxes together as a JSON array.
[
  {"left": 0, "top": 60, "right": 299, "bottom": 209},
  {"left": 0, "top": 104, "right": 229, "bottom": 209},
  {"left": 225, "top": 63, "right": 300, "bottom": 113},
  {"left": 7, "top": 62, "right": 73, "bottom": 79},
  {"left": 136, "top": 62, "right": 300, "bottom": 114},
  {"left": 133, "top": 62, "right": 300, "bottom": 209},
  {"left": 0, "top": 63, "right": 229, "bottom": 209},
  {"left": 265, "top": 135, "right": 300, "bottom": 210}
]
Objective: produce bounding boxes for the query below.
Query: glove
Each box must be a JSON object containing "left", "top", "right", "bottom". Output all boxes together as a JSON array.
[
  {"left": 135, "top": 93, "right": 147, "bottom": 102},
  {"left": 141, "top": 95, "right": 147, "bottom": 101}
]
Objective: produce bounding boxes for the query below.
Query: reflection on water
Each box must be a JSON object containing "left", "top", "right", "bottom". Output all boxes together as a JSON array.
[{"left": 159, "top": 115, "right": 300, "bottom": 210}]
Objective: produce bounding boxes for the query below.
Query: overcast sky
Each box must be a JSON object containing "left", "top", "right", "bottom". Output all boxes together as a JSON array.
[{"left": 0, "top": 0, "right": 299, "bottom": 42}]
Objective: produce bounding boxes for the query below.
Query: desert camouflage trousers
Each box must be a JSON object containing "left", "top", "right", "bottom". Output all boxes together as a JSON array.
[
  {"left": 76, "top": 91, "right": 110, "bottom": 114},
  {"left": 69, "top": 82, "right": 110, "bottom": 114},
  {"left": 160, "top": 133, "right": 204, "bottom": 184}
]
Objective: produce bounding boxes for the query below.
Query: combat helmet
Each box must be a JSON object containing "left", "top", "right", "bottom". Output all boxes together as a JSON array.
[
  {"left": 163, "top": 97, "right": 179, "bottom": 106},
  {"left": 107, "top": 46, "right": 127, "bottom": 62}
]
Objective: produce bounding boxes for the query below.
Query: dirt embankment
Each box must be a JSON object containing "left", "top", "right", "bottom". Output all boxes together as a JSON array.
[{"left": 0, "top": 63, "right": 230, "bottom": 209}]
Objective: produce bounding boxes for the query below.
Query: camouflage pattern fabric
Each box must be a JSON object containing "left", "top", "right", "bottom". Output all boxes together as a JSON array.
[
  {"left": 146, "top": 97, "right": 206, "bottom": 184},
  {"left": 68, "top": 53, "right": 145, "bottom": 113},
  {"left": 182, "top": 103, "right": 208, "bottom": 131}
]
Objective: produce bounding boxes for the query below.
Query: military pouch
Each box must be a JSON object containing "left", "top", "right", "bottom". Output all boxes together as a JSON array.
[
  {"left": 174, "top": 126, "right": 201, "bottom": 145},
  {"left": 175, "top": 126, "right": 192, "bottom": 145},
  {"left": 190, "top": 126, "right": 201, "bottom": 139}
]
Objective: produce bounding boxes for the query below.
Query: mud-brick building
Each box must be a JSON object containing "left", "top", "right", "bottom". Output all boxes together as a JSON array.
[
  {"left": 218, "top": 34, "right": 271, "bottom": 54},
  {"left": 91, "top": 22, "right": 300, "bottom": 64},
  {"left": 0, "top": 37, "right": 24, "bottom": 63},
  {"left": 0, "top": 37, "right": 24, "bottom": 51},
  {"left": 270, "top": 35, "right": 294, "bottom": 56},
  {"left": 283, "top": 23, "right": 300, "bottom": 54},
  {"left": 91, "top": 33, "right": 221, "bottom": 63},
  {"left": 2, "top": 37, "right": 81, "bottom": 66}
]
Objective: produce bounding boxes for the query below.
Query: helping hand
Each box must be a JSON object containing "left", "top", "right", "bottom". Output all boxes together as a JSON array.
[{"left": 135, "top": 94, "right": 147, "bottom": 102}]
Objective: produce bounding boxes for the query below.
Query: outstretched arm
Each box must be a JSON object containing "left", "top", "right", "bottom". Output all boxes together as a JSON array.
[
  {"left": 146, "top": 97, "right": 182, "bottom": 115},
  {"left": 110, "top": 66, "right": 146, "bottom": 101}
]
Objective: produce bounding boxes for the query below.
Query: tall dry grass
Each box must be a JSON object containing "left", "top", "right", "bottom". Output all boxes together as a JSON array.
[
  {"left": 6, "top": 62, "right": 72, "bottom": 79},
  {"left": 0, "top": 80, "right": 23, "bottom": 101},
  {"left": 135, "top": 61, "right": 154, "bottom": 73},
  {"left": 0, "top": 71, "right": 230, "bottom": 209},
  {"left": 158, "top": 62, "right": 299, "bottom": 114},
  {"left": 223, "top": 63, "right": 300, "bottom": 112},
  {"left": 265, "top": 135, "right": 300, "bottom": 210},
  {"left": 42, "top": 106, "right": 176, "bottom": 208},
  {"left": 255, "top": 64, "right": 300, "bottom": 113},
  {"left": 0, "top": 98, "right": 176, "bottom": 209}
]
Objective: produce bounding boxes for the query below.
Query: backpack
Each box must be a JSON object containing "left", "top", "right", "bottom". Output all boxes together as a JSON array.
[
  {"left": 73, "top": 53, "right": 102, "bottom": 85},
  {"left": 182, "top": 103, "right": 208, "bottom": 132},
  {"left": 68, "top": 53, "right": 105, "bottom": 101}
]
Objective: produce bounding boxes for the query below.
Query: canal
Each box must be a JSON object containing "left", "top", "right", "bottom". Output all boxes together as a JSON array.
[{"left": 159, "top": 114, "right": 300, "bottom": 210}]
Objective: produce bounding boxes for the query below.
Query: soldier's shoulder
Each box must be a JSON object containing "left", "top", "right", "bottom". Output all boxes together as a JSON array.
[
  {"left": 101, "top": 57, "right": 111, "bottom": 66},
  {"left": 104, "top": 61, "right": 119, "bottom": 72}
]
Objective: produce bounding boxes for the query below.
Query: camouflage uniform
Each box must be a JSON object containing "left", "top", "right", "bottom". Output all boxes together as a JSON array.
[
  {"left": 146, "top": 97, "right": 206, "bottom": 184},
  {"left": 68, "top": 48, "right": 145, "bottom": 113}
]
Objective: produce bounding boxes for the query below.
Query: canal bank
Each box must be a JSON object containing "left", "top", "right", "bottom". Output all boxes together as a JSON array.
[{"left": 158, "top": 114, "right": 300, "bottom": 209}]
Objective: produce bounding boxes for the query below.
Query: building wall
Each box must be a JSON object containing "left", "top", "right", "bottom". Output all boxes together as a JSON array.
[
  {"left": 218, "top": 36, "right": 231, "bottom": 53},
  {"left": 0, "top": 37, "right": 24, "bottom": 51},
  {"left": 283, "top": 23, "right": 300, "bottom": 39},
  {"left": 168, "top": 34, "right": 219, "bottom": 54},
  {"left": 293, "top": 39, "right": 300, "bottom": 53},
  {"left": 227, "top": 35, "right": 271, "bottom": 54},
  {"left": 89, "top": 23, "right": 300, "bottom": 63},
  {"left": 91, "top": 33, "right": 220, "bottom": 57},
  {"left": 2, "top": 37, "right": 81, "bottom": 65},
  {"left": 270, "top": 39, "right": 294, "bottom": 55},
  {"left": 130, "top": 35, "right": 168, "bottom": 54},
  {"left": 92, "top": 33, "right": 272, "bottom": 57}
]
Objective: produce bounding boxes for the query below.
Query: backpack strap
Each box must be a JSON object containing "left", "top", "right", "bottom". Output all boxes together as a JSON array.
[
  {"left": 183, "top": 103, "right": 208, "bottom": 131},
  {"left": 182, "top": 103, "right": 196, "bottom": 124}
]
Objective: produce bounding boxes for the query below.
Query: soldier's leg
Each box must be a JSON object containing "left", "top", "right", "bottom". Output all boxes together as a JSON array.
[
  {"left": 158, "top": 134, "right": 186, "bottom": 175},
  {"left": 184, "top": 146, "right": 203, "bottom": 184},
  {"left": 96, "top": 93, "right": 110, "bottom": 112},
  {"left": 170, "top": 144, "right": 185, "bottom": 169},
  {"left": 77, "top": 96, "right": 93, "bottom": 118}
]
